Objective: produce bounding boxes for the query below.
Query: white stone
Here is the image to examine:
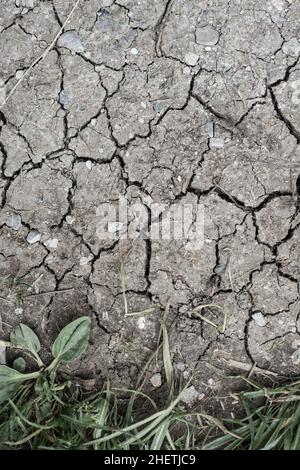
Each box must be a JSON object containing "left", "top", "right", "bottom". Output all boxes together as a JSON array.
[
  {"left": 86, "top": 160, "right": 92, "bottom": 171},
  {"left": 130, "top": 48, "right": 139, "bottom": 55},
  {"left": 185, "top": 52, "right": 199, "bottom": 66},
  {"left": 15, "top": 70, "right": 24, "bottom": 80},
  {"left": 196, "top": 25, "right": 219, "bottom": 46},
  {"left": 181, "top": 386, "right": 203, "bottom": 405},
  {"left": 26, "top": 230, "right": 41, "bottom": 244},
  {"left": 150, "top": 373, "right": 162, "bottom": 388},
  {"left": 44, "top": 238, "right": 59, "bottom": 250},
  {"left": 79, "top": 255, "right": 93, "bottom": 266},
  {"left": 137, "top": 317, "right": 146, "bottom": 329},
  {"left": 252, "top": 312, "right": 267, "bottom": 327},
  {"left": 6, "top": 214, "right": 21, "bottom": 231}
]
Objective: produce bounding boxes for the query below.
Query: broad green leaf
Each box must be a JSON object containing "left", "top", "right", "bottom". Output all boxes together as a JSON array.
[
  {"left": 10, "top": 323, "right": 41, "bottom": 355},
  {"left": 0, "top": 365, "right": 26, "bottom": 383},
  {"left": 0, "top": 382, "right": 20, "bottom": 404},
  {"left": 0, "top": 365, "right": 36, "bottom": 404},
  {"left": 12, "top": 357, "right": 26, "bottom": 373},
  {"left": 0, "top": 365, "right": 39, "bottom": 383},
  {"left": 52, "top": 316, "right": 91, "bottom": 362}
]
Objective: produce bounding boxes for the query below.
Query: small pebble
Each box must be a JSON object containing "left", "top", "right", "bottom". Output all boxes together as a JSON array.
[
  {"left": 44, "top": 238, "right": 59, "bottom": 249},
  {"left": 130, "top": 48, "right": 139, "bottom": 55},
  {"left": 15, "top": 70, "right": 24, "bottom": 80},
  {"left": 150, "top": 373, "right": 162, "bottom": 388},
  {"left": 59, "top": 90, "right": 69, "bottom": 106},
  {"left": 291, "top": 348, "right": 300, "bottom": 365},
  {"left": 210, "top": 137, "right": 224, "bottom": 148},
  {"left": 26, "top": 230, "right": 41, "bottom": 244},
  {"left": 137, "top": 317, "right": 146, "bottom": 329},
  {"left": 181, "top": 385, "right": 203, "bottom": 405},
  {"left": 6, "top": 214, "right": 22, "bottom": 231},
  {"left": 252, "top": 311, "right": 267, "bottom": 327},
  {"left": 86, "top": 160, "right": 92, "bottom": 171},
  {"left": 196, "top": 25, "right": 219, "bottom": 46},
  {"left": 184, "top": 52, "right": 199, "bottom": 66},
  {"left": 215, "top": 263, "right": 226, "bottom": 274},
  {"left": 153, "top": 100, "right": 163, "bottom": 113},
  {"left": 56, "top": 109, "right": 66, "bottom": 118},
  {"left": 79, "top": 255, "right": 93, "bottom": 266}
]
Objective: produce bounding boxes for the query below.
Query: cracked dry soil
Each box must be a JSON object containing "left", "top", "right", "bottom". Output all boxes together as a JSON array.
[{"left": 0, "top": 0, "right": 300, "bottom": 410}]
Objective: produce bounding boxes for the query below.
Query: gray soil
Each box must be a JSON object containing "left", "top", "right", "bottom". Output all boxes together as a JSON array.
[{"left": 0, "top": 0, "right": 300, "bottom": 409}]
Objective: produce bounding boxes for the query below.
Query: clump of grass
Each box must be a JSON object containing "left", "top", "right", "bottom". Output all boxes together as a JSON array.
[{"left": 203, "top": 378, "right": 300, "bottom": 450}]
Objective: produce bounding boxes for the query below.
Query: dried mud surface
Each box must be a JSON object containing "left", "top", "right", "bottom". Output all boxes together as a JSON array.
[{"left": 0, "top": 0, "right": 300, "bottom": 408}]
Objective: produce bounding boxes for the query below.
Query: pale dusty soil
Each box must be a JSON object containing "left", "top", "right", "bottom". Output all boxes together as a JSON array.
[{"left": 0, "top": 0, "right": 300, "bottom": 410}]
